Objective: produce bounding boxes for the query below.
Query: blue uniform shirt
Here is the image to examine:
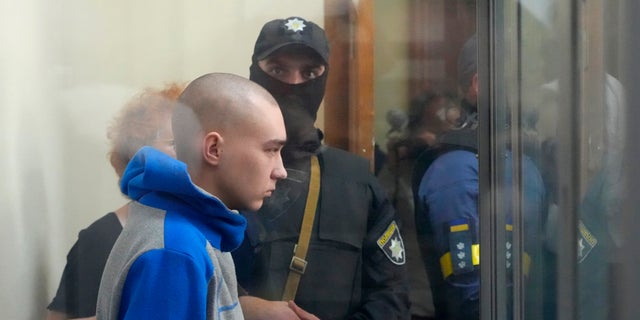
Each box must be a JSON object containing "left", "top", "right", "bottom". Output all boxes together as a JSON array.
[{"left": 417, "top": 148, "right": 545, "bottom": 319}]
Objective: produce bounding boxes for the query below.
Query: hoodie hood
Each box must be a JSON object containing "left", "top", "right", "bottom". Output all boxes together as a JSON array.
[{"left": 120, "top": 146, "right": 247, "bottom": 252}]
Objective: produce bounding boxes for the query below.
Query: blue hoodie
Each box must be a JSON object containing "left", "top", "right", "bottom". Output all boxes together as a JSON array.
[{"left": 96, "top": 146, "right": 247, "bottom": 320}]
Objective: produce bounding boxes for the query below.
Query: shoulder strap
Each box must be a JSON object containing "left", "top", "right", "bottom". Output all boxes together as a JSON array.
[{"left": 282, "top": 155, "right": 320, "bottom": 301}]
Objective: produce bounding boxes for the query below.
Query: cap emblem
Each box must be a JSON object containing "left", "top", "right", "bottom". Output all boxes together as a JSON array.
[{"left": 284, "top": 18, "right": 306, "bottom": 32}]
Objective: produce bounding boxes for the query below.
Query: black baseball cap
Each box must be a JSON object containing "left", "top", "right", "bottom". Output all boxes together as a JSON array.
[{"left": 252, "top": 16, "right": 330, "bottom": 63}]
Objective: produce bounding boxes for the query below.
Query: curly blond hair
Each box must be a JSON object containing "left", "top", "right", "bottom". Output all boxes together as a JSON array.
[{"left": 106, "top": 82, "right": 185, "bottom": 178}]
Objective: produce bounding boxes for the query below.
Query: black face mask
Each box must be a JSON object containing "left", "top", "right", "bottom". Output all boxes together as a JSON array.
[
  {"left": 250, "top": 62, "right": 328, "bottom": 163},
  {"left": 250, "top": 63, "right": 327, "bottom": 119}
]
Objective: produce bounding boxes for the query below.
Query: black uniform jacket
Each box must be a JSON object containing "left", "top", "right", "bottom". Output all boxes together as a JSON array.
[{"left": 234, "top": 146, "right": 410, "bottom": 320}]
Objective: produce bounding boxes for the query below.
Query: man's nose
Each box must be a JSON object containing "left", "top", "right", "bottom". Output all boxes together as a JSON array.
[
  {"left": 284, "top": 71, "right": 306, "bottom": 85},
  {"left": 272, "top": 159, "right": 288, "bottom": 180}
]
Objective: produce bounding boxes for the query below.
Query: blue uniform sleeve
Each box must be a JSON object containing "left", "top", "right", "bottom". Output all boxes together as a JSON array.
[
  {"left": 418, "top": 150, "right": 479, "bottom": 319},
  {"left": 119, "top": 249, "right": 211, "bottom": 320},
  {"left": 520, "top": 155, "right": 546, "bottom": 259}
]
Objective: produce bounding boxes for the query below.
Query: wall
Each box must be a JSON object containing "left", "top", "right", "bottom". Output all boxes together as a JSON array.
[{"left": 373, "top": 0, "right": 410, "bottom": 152}]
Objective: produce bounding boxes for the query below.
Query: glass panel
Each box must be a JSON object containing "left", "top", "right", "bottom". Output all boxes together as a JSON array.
[
  {"left": 617, "top": 2, "right": 640, "bottom": 318},
  {"left": 2, "top": 2, "right": 348, "bottom": 318},
  {"left": 575, "top": 1, "right": 625, "bottom": 319},
  {"left": 499, "top": 0, "right": 628, "bottom": 319},
  {"left": 7, "top": 0, "right": 638, "bottom": 318},
  {"left": 374, "top": 1, "right": 483, "bottom": 319},
  {"left": 501, "top": 1, "right": 574, "bottom": 319},
  {"left": 510, "top": 1, "right": 561, "bottom": 318}
]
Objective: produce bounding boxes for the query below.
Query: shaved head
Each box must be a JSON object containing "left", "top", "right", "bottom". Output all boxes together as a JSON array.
[
  {"left": 173, "top": 73, "right": 279, "bottom": 164},
  {"left": 172, "top": 73, "right": 287, "bottom": 210}
]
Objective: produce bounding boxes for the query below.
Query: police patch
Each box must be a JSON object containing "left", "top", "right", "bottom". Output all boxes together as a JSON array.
[
  {"left": 448, "top": 221, "right": 474, "bottom": 275},
  {"left": 377, "top": 221, "right": 405, "bottom": 265},
  {"left": 285, "top": 18, "right": 306, "bottom": 32},
  {"left": 577, "top": 220, "right": 597, "bottom": 263}
]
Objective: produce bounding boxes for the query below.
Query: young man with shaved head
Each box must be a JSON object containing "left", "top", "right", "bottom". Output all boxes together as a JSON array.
[{"left": 96, "top": 73, "right": 287, "bottom": 320}]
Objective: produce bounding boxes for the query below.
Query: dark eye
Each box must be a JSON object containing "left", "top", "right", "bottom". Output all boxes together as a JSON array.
[
  {"left": 268, "top": 66, "right": 284, "bottom": 76},
  {"left": 303, "top": 66, "right": 325, "bottom": 80},
  {"left": 303, "top": 70, "right": 318, "bottom": 80}
]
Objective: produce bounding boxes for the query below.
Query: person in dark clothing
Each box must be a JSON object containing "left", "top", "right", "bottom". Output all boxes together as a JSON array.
[
  {"left": 233, "top": 16, "right": 411, "bottom": 320},
  {"left": 378, "top": 90, "right": 461, "bottom": 320},
  {"left": 46, "top": 83, "right": 184, "bottom": 320}
]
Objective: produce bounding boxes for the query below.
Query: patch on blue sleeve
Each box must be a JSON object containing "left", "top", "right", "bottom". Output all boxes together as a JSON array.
[{"left": 448, "top": 219, "right": 474, "bottom": 275}]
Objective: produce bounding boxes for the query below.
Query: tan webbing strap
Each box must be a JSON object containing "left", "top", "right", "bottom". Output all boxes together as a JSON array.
[{"left": 281, "top": 155, "right": 320, "bottom": 301}]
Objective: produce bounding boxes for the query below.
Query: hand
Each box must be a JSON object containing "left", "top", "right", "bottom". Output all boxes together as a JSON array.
[
  {"left": 288, "top": 300, "right": 320, "bottom": 320},
  {"left": 240, "top": 296, "right": 303, "bottom": 320}
]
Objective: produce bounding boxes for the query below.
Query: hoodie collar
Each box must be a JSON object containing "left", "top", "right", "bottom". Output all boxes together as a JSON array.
[{"left": 120, "top": 146, "right": 247, "bottom": 252}]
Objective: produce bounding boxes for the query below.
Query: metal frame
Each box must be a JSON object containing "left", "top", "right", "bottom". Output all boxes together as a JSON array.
[
  {"left": 617, "top": 1, "right": 640, "bottom": 319},
  {"left": 554, "top": 1, "right": 581, "bottom": 320},
  {"left": 478, "top": 1, "right": 508, "bottom": 319},
  {"left": 480, "top": 1, "right": 582, "bottom": 319}
]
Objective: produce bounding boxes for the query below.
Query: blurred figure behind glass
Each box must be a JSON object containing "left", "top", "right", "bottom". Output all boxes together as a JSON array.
[
  {"left": 46, "top": 83, "right": 184, "bottom": 320},
  {"left": 378, "top": 90, "right": 460, "bottom": 320}
]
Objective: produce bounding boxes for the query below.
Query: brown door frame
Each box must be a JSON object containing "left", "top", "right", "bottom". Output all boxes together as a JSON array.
[{"left": 323, "top": 0, "right": 375, "bottom": 167}]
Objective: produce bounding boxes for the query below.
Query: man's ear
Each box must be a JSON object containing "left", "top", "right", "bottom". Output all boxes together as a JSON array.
[
  {"left": 471, "top": 73, "right": 479, "bottom": 97},
  {"left": 202, "top": 132, "right": 223, "bottom": 165},
  {"left": 465, "top": 73, "right": 479, "bottom": 103}
]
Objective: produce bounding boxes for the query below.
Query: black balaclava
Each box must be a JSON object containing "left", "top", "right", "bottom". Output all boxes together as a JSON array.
[
  {"left": 249, "top": 16, "right": 330, "bottom": 166},
  {"left": 250, "top": 63, "right": 328, "bottom": 164}
]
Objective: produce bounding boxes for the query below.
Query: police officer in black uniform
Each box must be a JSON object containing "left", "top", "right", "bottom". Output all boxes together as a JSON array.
[{"left": 232, "top": 16, "right": 410, "bottom": 320}]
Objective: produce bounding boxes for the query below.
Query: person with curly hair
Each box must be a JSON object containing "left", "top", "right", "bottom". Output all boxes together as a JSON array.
[{"left": 46, "top": 82, "right": 184, "bottom": 320}]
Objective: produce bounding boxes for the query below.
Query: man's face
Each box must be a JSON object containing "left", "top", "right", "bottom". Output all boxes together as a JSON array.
[
  {"left": 216, "top": 97, "right": 288, "bottom": 211},
  {"left": 258, "top": 47, "right": 326, "bottom": 85},
  {"left": 250, "top": 44, "right": 327, "bottom": 160}
]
